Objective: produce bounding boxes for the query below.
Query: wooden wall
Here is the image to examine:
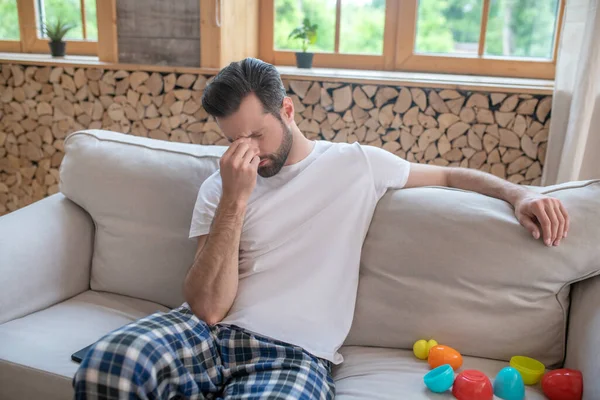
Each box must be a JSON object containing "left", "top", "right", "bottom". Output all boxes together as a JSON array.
[{"left": 117, "top": 0, "right": 200, "bottom": 67}]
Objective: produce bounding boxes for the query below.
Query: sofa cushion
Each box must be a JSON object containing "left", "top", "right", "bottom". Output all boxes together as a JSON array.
[
  {"left": 346, "top": 180, "right": 600, "bottom": 367},
  {"left": 4, "top": 292, "right": 545, "bottom": 400},
  {"left": 333, "top": 346, "right": 546, "bottom": 399},
  {"left": 60, "top": 130, "right": 225, "bottom": 308},
  {"left": 0, "top": 290, "right": 169, "bottom": 400}
]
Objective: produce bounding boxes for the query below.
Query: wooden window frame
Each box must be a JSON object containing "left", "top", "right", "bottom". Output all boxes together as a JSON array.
[
  {"left": 259, "top": 0, "right": 566, "bottom": 80},
  {"left": 0, "top": 0, "right": 118, "bottom": 62}
]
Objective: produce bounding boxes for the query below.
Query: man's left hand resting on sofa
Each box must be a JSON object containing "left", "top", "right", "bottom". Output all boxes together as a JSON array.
[{"left": 405, "top": 163, "right": 569, "bottom": 247}]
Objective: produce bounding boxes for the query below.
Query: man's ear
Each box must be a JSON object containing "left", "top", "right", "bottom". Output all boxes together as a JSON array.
[{"left": 280, "top": 97, "right": 294, "bottom": 124}]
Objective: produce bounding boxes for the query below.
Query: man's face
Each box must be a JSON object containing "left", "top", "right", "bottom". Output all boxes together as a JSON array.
[{"left": 217, "top": 93, "right": 293, "bottom": 178}]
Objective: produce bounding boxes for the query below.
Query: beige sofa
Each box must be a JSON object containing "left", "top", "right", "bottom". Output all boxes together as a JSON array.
[{"left": 0, "top": 130, "right": 598, "bottom": 399}]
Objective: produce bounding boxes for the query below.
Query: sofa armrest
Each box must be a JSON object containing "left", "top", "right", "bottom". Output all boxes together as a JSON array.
[
  {"left": 565, "top": 274, "right": 600, "bottom": 399},
  {"left": 0, "top": 193, "right": 94, "bottom": 325}
]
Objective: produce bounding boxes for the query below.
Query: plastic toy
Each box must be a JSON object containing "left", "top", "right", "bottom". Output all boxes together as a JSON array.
[
  {"left": 452, "top": 370, "right": 493, "bottom": 400},
  {"left": 493, "top": 367, "right": 525, "bottom": 400},
  {"left": 428, "top": 345, "right": 463, "bottom": 370},
  {"left": 423, "top": 364, "right": 454, "bottom": 393},
  {"left": 413, "top": 339, "right": 438, "bottom": 360},
  {"left": 541, "top": 368, "right": 583, "bottom": 400},
  {"left": 510, "top": 356, "right": 545, "bottom": 385}
]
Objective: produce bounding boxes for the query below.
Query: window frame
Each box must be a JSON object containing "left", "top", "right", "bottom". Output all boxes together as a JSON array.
[
  {"left": 0, "top": 0, "right": 118, "bottom": 62},
  {"left": 259, "top": 0, "right": 566, "bottom": 80}
]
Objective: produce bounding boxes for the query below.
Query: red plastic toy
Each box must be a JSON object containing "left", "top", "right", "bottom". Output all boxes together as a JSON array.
[
  {"left": 542, "top": 369, "right": 583, "bottom": 400},
  {"left": 452, "top": 370, "right": 493, "bottom": 400}
]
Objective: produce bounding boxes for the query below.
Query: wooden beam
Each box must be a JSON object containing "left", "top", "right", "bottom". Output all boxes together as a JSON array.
[
  {"left": 553, "top": 0, "right": 566, "bottom": 62},
  {"left": 0, "top": 41, "right": 22, "bottom": 53},
  {"left": 16, "top": 0, "right": 38, "bottom": 53},
  {"left": 258, "top": 0, "right": 275, "bottom": 63},
  {"left": 273, "top": 50, "right": 384, "bottom": 70},
  {"left": 96, "top": 0, "right": 118, "bottom": 62},
  {"left": 200, "top": 0, "right": 221, "bottom": 68},
  {"left": 395, "top": 0, "right": 417, "bottom": 65},
  {"left": 334, "top": 0, "right": 341, "bottom": 53},
  {"left": 220, "top": 0, "right": 259, "bottom": 65},
  {"left": 478, "top": 0, "right": 491, "bottom": 56},
  {"left": 80, "top": 0, "right": 87, "bottom": 39},
  {"left": 28, "top": 39, "right": 98, "bottom": 55},
  {"left": 246, "top": 0, "right": 260, "bottom": 60},
  {"left": 398, "top": 54, "right": 556, "bottom": 80},
  {"left": 382, "top": 0, "right": 398, "bottom": 70}
]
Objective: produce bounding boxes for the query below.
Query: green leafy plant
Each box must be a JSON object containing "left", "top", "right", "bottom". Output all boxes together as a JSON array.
[
  {"left": 288, "top": 17, "right": 318, "bottom": 53},
  {"left": 41, "top": 17, "right": 76, "bottom": 42}
]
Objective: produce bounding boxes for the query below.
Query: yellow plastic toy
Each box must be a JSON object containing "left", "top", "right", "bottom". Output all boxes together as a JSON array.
[
  {"left": 510, "top": 356, "right": 545, "bottom": 385},
  {"left": 413, "top": 339, "right": 438, "bottom": 360}
]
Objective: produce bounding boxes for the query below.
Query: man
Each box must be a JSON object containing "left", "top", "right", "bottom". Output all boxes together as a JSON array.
[{"left": 73, "top": 58, "right": 569, "bottom": 399}]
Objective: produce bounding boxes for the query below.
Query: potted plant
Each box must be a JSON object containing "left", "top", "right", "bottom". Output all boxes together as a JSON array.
[
  {"left": 42, "top": 18, "right": 76, "bottom": 57},
  {"left": 288, "top": 17, "right": 318, "bottom": 69}
]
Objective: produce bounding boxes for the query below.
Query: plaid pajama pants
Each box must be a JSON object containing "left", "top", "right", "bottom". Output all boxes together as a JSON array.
[{"left": 72, "top": 303, "right": 335, "bottom": 400}]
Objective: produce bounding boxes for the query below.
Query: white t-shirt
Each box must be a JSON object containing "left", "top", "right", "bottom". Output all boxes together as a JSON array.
[{"left": 189, "top": 140, "right": 411, "bottom": 364}]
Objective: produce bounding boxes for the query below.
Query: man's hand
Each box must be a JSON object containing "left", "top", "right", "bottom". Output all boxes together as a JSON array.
[
  {"left": 514, "top": 193, "right": 570, "bottom": 247},
  {"left": 219, "top": 138, "right": 260, "bottom": 204}
]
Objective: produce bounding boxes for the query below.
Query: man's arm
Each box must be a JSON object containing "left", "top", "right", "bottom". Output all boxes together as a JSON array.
[
  {"left": 183, "top": 138, "right": 259, "bottom": 324},
  {"left": 183, "top": 199, "right": 246, "bottom": 325},
  {"left": 404, "top": 163, "right": 569, "bottom": 247}
]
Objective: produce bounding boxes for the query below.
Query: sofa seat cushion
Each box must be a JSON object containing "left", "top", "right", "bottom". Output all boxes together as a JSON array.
[
  {"left": 333, "top": 346, "right": 546, "bottom": 399},
  {"left": 0, "top": 290, "right": 169, "bottom": 400}
]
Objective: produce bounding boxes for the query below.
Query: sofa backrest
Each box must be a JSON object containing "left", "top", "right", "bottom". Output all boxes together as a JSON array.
[
  {"left": 60, "top": 130, "right": 600, "bottom": 368},
  {"left": 345, "top": 180, "right": 600, "bottom": 368},
  {"left": 60, "top": 130, "right": 225, "bottom": 308}
]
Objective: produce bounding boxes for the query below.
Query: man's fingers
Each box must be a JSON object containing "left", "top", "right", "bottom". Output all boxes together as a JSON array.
[
  {"left": 250, "top": 155, "right": 260, "bottom": 169},
  {"left": 559, "top": 201, "right": 570, "bottom": 237},
  {"left": 242, "top": 148, "right": 259, "bottom": 166},
  {"left": 222, "top": 140, "right": 242, "bottom": 160},
  {"left": 554, "top": 203, "right": 565, "bottom": 246},
  {"left": 545, "top": 203, "right": 559, "bottom": 246},
  {"left": 231, "top": 142, "right": 250, "bottom": 159},
  {"left": 534, "top": 204, "right": 553, "bottom": 246},
  {"left": 520, "top": 215, "right": 540, "bottom": 240}
]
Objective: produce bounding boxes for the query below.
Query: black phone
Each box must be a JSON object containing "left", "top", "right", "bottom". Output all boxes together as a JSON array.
[{"left": 71, "top": 344, "right": 94, "bottom": 364}]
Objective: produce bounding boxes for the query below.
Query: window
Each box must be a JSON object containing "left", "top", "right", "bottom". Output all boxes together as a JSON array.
[
  {"left": 484, "top": 0, "right": 560, "bottom": 59},
  {"left": 264, "top": 0, "right": 395, "bottom": 70},
  {"left": 0, "top": 0, "right": 116, "bottom": 61},
  {"left": 0, "top": 1, "right": 20, "bottom": 40},
  {"left": 38, "top": 0, "right": 98, "bottom": 41},
  {"left": 0, "top": 0, "right": 21, "bottom": 52},
  {"left": 415, "top": 0, "right": 483, "bottom": 55},
  {"left": 261, "top": 0, "right": 565, "bottom": 79},
  {"left": 274, "top": 0, "right": 386, "bottom": 55}
]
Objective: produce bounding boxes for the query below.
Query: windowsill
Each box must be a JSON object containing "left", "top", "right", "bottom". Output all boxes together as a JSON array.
[
  {"left": 0, "top": 52, "right": 553, "bottom": 94},
  {"left": 276, "top": 66, "right": 554, "bottom": 94},
  {"left": 0, "top": 52, "right": 220, "bottom": 75},
  {"left": 0, "top": 53, "right": 102, "bottom": 64}
]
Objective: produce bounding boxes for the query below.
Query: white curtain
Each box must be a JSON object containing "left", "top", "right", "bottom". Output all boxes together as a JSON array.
[{"left": 542, "top": 0, "right": 600, "bottom": 185}]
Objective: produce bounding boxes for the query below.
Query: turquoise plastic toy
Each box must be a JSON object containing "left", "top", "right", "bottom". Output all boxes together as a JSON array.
[
  {"left": 494, "top": 367, "right": 525, "bottom": 400},
  {"left": 424, "top": 364, "right": 454, "bottom": 393}
]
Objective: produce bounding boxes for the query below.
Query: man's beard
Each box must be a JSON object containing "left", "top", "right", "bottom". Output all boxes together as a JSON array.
[{"left": 257, "top": 121, "right": 293, "bottom": 178}]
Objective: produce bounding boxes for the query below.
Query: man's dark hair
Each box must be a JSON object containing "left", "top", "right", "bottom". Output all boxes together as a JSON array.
[{"left": 201, "top": 58, "right": 286, "bottom": 120}]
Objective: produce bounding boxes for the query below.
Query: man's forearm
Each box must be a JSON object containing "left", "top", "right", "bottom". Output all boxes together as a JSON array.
[
  {"left": 184, "top": 197, "right": 246, "bottom": 324},
  {"left": 447, "top": 167, "right": 530, "bottom": 206},
  {"left": 407, "top": 163, "right": 568, "bottom": 246}
]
